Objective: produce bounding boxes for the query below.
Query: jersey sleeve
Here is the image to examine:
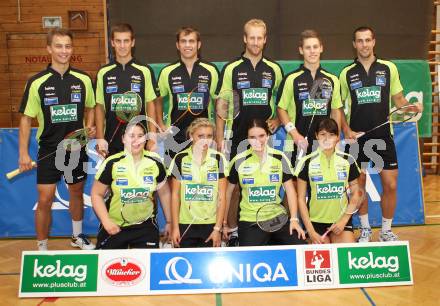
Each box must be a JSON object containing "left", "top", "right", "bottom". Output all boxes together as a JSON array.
[
  {"left": 168, "top": 154, "right": 183, "bottom": 180},
  {"left": 389, "top": 62, "right": 404, "bottom": 96},
  {"left": 157, "top": 68, "right": 169, "bottom": 98},
  {"left": 348, "top": 157, "right": 361, "bottom": 182},
  {"left": 339, "top": 68, "right": 350, "bottom": 102},
  {"left": 281, "top": 153, "right": 294, "bottom": 182},
  {"left": 227, "top": 158, "right": 239, "bottom": 184},
  {"left": 19, "top": 81, "right": 41, "bottom": 118},
  {"left": 156, "top": 159, "right": 167, "bottom": 184},
  {"left": 216, "top": 64, "right": 233, "bottom": 95},
  {"left": 95, "top": 69, "right": 105, "bottom": 105},
  {"left": 277, "top": 75, "right": 296, "bottom": 124},
  {"left": 95, "top": 158, "right": 113, "bottom": 185},
  {"left": 330, "top": 76, "right": 342, "bottom": 109},
  {"left": 84, "top": 75, "right": 96, "bottom": 108},
  {"left": 143, "top": 65, "right": 158, "bottom": 103},
  {"left": 216, "top": 152, "right": 228, "bottom": 178}
]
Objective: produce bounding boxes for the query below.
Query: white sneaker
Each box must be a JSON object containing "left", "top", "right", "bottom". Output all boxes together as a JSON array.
[
  {"left": 379, "top": 230, "right": 399, "bottom": 242},
  {"left": 357, "top": 227, "right": 372, "bottom": 242},
  {"left": 71, "top": 234, "right": 95, "bottom": 250},
  {"left": 37, "top": 241, "right": 48, "bottom": 251}
]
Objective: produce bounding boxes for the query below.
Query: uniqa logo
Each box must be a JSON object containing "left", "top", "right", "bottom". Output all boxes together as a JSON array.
[
  {"left": 103, "top": 257, "right": 145, "bottom": 287},
  {"left": 158, "top": 257, "right": 202, "bottom": 284},
  {"left": 208, "top": 259, "right": 289, "bottom": 283},
  {"left": 243, "top": 89, "right": 267, "bottom": 100},
  {"left": 51, "top": 105, "right": 77, "bottom": 117},
  {"left": 356, "top": 87, "right": 380, "bottom": 99},
  {"left": 33, "top": 259, "right": 87, "bottom": 282},
  {"left": 348, "top": 251, "right": 399, "bottom": 273}
]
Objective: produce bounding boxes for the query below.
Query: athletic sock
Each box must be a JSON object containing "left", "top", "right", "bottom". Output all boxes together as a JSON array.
[
  {"left": 72, "top": 220, "right": 83, "bottom": 237},
  {"left": 359, "top": 214, "right": 370, "bottom": 228},
  {"left": 382, "top": 217, "right": 393, "bottom": 232},
  {"left": 37, "top": 239, "right": 48, "bottom": 251}
]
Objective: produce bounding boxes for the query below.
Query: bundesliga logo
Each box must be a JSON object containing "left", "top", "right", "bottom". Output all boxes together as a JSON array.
[{"left": 304, "top": 250, "right": 333, "bottom": 285}]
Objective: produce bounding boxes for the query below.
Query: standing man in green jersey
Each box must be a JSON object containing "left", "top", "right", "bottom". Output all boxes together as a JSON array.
[
  {"left": 95, "top": 23, "right": 158, "bottom": 157},
  {"left": 277, "top": 29, "right": 343, "bottom": 168},
  {"left": 216, "top": 19, "right": 283, "bottom": 245},
  {"left": 19, "top": 28, "right": 96, "bottom": 250},
  {"left": 155, "top": 27, "right": 219, "bottom": 163},
  {"left": 340, "top": 26, "right": 423, "bottom": 242}
]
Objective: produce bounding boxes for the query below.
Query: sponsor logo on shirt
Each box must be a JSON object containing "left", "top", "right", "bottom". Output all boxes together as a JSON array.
[
  {"left": 172, "top": 85, "right": 185, "bottom": 93},
  {"left": 197, "top": 83, "right": 209, "bottom": 93},
  {"left": 111, "top": 93, "right": 139, "bottom": 112},
  {"left": 50, "top": 104, "right": 77, "bottom": 123},
  {"left": 242, "top": 178, "right": 254, "bottom": 185},
  {"left": 350, "top": 81, "right": 362, "bottom": 90},
  {"left": 182, "top": 174, "right": 193, "bottom": 181},
  {"left": 355, "top": 86, "right": 381, "bottom": 104},
  {"left": 44, "top": 97, "right": 59, "bottom": 106},
  {"left": 116, "top": 178, "right": 129, "bottom": 186},
  {"left": 337, "top": 172, "right": 347, "bottom": 180},
  {"left": 269, "top": 174, "right": 279, "bottom": 182},
  {"left": 242, "top": 88, "right": 268, "bottom": 105},
  {"left": 131, "top": 83, "right": 141, "bottom": 92},
  {"left": 299, "top": 91, "right": 309, "bottom": 100},
  {"left": 120, "top": 188, "right": 150, "bottom": 204},
  {"left": 116, "top": 166, "right": 127, "bottom": 173},
  {"left": 106, "top": 85, "right": 118, "bottom": 93},
  {"left": 71, "top": 93, "right": 81, "bottom": 103},
  {"left": 237, "top": 81, "right": 251, "bottom": 89},
  {"left": 316, "top": 182, "right": 345, "bottom": 200},
  {"left": 262, "top": 79, "right": 272, "bottom": 88},
  {"left": 207, "top": 172, "right": 218, "bottom": 181},
  {"left": 302, "top": 99, "right": 328, "bottom": 116},
  {"left": 311, "top": 175, "right": 323, "bottom": 182},
  {"left": 376, "top": 76, "right": 386, "bottom": 86},
  {"left": 184, "top": 184, "right": 214, "bottom": 201},
  {"left": 248, "top": 186, "right": 277, "bottom": 203},
  {"left": 177, "top": 92, "right": 204, "bottom": 110},
  {"left": 143, "top": 176, "right": 154, "bottom": 184}
]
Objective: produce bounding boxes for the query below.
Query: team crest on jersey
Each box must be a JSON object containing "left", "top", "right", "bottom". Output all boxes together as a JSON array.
[
  {"left": 116, "top": 178, "right": 128, "bottom": 186},
  {"left": 376, "top": 76, "right": 386, "bottom": 86},
  {"left": 299, "top": 91, "right": 309, "bottom": 100},
  {"left": 350, "top": 81, "right": 362, "bottom": 90},
  {"left": 237, "top": 81, "right": 250, "bottom": 89},
  {"left": 269, "top": 174, "right": 279, "bottom": 182},
  {"left": 44, "top": 97, "right": 59, "bottom": 106},
  {"left": 131, "top": 83, "right": 141, "bottom": 92},
  {"left": 172, "top": 85, "right": 185, "bottom": 93},
  {"left": 71, "top": 93, "right": 81, "bottom": 103},
  {"left": 143, "top": 176, "right": 154, "bottom": 184},
  {"left": 197, "top": 83, "right": 209, "bottom": 92},
  {"left": 262, "top": 78, "right": 272, "bottom": 88},
  {"left": 106, "top": 85, "right": 118, "bottom": 93},
  {"left": 207, "top": 172, "right": 218, "bottom": 181},
  {"left": 242, "top": 178, "right": 254, "bottom": 184},
  {"left": 337, "top": 172, "right": 347, "bottom": 180}
]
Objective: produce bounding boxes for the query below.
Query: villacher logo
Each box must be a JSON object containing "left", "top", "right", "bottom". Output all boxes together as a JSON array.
[
  {"left": 303, "top": 250, "right": 333, "bottom": 285},
  {"left": 102, "top": 257, "right": 145, "bottom": 287}
]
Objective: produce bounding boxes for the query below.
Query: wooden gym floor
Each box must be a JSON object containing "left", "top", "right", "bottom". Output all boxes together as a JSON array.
[{"left": 1, "top": 175, "right": 440, "bottom": 306}]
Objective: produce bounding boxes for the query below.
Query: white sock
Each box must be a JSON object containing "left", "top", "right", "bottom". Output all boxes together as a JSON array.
[
  {"left": 359, "top": 214, "right": 370, "bottom": 228},
  {"left": 37, "top": 239, "right": 48, "bottom": 251},
  {"left": 382, "top": 217, "right": 393, "bottom": 232},
  {"left": 72, "top": 220, "right": 83, "bottom": 237}
]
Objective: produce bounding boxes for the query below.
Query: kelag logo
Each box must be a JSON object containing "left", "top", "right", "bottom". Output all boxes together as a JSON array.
[
  {"left": 149, "top": 249, "right": 298, "bottom": 291},
  {"left": 21, "top": 254, "right": 98, "bottom": 293},
  {"left": 338, "top": 245, "right": 411, "bottom": 284}
]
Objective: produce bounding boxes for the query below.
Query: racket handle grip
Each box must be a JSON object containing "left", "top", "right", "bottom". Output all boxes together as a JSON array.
[
  {"left": 321, "top": 229, "right": 330, "bottom": 239},
  {"left": 6, "top": 161, "right": 36, "bottom": 179}
]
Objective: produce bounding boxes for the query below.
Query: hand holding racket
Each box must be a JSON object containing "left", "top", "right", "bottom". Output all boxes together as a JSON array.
[
  {"left": 7, "top": 127, "right": 90, "bottom": 179},
  {"left": 356, "top": 103, "right": 422, "bottom": 139},
  {"left": 297, "top": 78, "right": 332, "bottom": 159},
  {"left": 322, "top": 184, "right": 366, "bottom": 238}
]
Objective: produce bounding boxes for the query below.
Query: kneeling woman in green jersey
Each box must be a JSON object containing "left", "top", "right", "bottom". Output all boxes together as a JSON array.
[
  {"left": 169, "top": 118, "right": 227, "bottom": 247},
  {"left": 92, "top": 122, "right": 171, "bottom": 249},
  {"left": 226, "top": 119, "right": 306, "bottom": 246},
  {"left": 296, "top": 118, "right": 363, "bottom": 244}
]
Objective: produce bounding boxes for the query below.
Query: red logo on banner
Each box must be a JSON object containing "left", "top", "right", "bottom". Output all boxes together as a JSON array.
[
  {"left": 103, "top": 257, "right": 145, "bottom": 287},
  {"left": 304, "top": 250, "right": 331, "bottom": 269}
]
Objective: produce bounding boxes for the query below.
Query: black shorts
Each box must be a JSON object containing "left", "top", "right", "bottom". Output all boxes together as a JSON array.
[
  {"left": 179, "top": 223, "right": 215, "bottom": 248},
  {"left": 37, "top": 146, "right": 88, "bottom": 185},
  {"left": 96, "top": 219, "right": 159, "bottom": 249},
  {"left": 311, "top": 218, "right": 354, "bottom": 236},
  {"left": 345, "top": 136, "right": 398, "bottom": 170},
  {"left": 238, "top": 220, "right": 306, "bottom": 246}
]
